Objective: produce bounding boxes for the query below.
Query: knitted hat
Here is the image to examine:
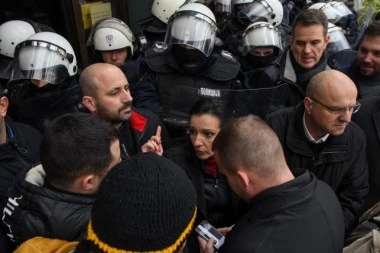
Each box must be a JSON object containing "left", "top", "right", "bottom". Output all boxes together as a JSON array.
[{"left": 86, "top": 152, "right": 197, "bottom": 253}]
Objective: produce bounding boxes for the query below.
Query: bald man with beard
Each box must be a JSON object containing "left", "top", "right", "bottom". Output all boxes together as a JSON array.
[
  {"left": 80, "top": 63, "right": 171, "bottom": 159},
  {"left": 266, "top": 69, "right": 369, "bottom": 238}
]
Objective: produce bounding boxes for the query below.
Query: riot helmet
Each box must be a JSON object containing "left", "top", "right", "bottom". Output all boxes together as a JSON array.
[
  {"left": 240, "top": 21, "right": 282, "bottom": 56},
  {"left": 13, "top": 32, "right": 77, "bottom": 84},
  {"left": 326, "top": 22, "right": 351, "bottom": 54},
  {"left": 164, "top": 3, "right": 217, "bottom": 57},
  {"left": 214, "top": 0, "right": 232, "bottom": 15},
  {"left": 308, "top": 2, "right": 346, "bottom": 24},
  {"left": 151, "top": 0, "right": 188, "bottom": 24},
  {"left": 233, "top": 0, "right": 254, "bottom": 11},
  {"left": 87, "top": 17, "right": 134, "bottom": 55},
  {"left": 0, "top": 20, "right": 40, "bottom": 80},
  {"left": 237, "top": 0, "right": 284, "bottom": 27},
  {"left": 0, "top": 20, "right": 38, "bottom": 59}
]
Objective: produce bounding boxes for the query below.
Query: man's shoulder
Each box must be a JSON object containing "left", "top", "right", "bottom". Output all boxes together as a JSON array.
[
  {"left": 265, "top": 105, "right": 298, "bottom": 128},
  {"left": 14, "top": 237, "right": 78, "bottom": 253}
]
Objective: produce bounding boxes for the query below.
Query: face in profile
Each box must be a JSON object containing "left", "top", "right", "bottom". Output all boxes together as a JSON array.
[
  {"left": 189, "top": 114, "right": 221, "bottom": 160},
  {"left": 101, "top": 48, "right": 128, "bottom": 67},
  {"left": 290, "top": 24, "right": 329, "bottom": 69},
  {"left": 357, "top": 35, "right": 380, "bottom": 78}
]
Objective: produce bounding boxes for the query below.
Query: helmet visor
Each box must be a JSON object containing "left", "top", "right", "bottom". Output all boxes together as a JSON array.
[
  {"left": 327, "top": 28, "right": 351, "bottom": 54},
  {"left": 165, "top": 12, "right": 217, "bottom": 56},
  {"left": 241, "top": 23, "right": 282, "bottom": 56},
  {"left": 237, "top": 1, "right": 272, "bottom": 26},
  {"left": 214, "top": 0, "right": 232, "bottom": 14},
  {"left": 320, "top": 3, "right": 346, "bottom": 23},
  {"left": 12, "top": 41, "right": 71, "bottom": 84},
  {"left": 331, "top": 2, "right": 352, "bottom": 17}
]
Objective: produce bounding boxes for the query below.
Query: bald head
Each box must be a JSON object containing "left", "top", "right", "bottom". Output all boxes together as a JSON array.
[
  {"left": 79, "top": 63, "right": 127, "bottom": 98},
  {"left": 304, "top": 69, "right": 358, "bottom": 139},
  {"left": 306, "top": 69, "right": 357, "bottom": 100}
]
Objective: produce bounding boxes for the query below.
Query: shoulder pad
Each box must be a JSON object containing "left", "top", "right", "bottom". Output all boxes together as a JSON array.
[
  {"left": 208, "top": 51, "right": 240, "bottom": 81},
  {"left": 145, "top": 46, "right": 173, "bottom": 73}
]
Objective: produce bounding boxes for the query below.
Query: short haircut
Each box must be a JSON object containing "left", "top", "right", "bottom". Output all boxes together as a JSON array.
[
  {"left": 291, "top": 9, "right": 328, "bottom": 37},
  {"left": 213, "top": 115, "right": 286, "bottom": 179},
  {"left": 363, "top": 20, "right": 380, "bottom": 37},
  {"left": 79, "top": 68, "right": 97, "bottom": 98},
  {"left": 190, "top": 97, "right": 233, "bottom": 128},
  {"left": 40, "top": 113, "right": 119, "bottom": 189}
]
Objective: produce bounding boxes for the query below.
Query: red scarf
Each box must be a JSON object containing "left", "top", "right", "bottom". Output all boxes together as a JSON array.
[{"left": 204, "top": 156, "right": 217, "bottom": 178}]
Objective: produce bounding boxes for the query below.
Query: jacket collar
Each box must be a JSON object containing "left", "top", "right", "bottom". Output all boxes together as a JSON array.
[
  {"left": 237, "top": 171, "right": 315, "bottom": 224},
  {"left": 286, "top": 104, "right": 349, "bottom": 165}
]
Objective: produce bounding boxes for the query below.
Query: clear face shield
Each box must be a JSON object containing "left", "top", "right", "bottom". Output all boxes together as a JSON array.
[
  {"left": 326, "top": 25, "right": 351, "bottom": 54},
  {"left": 214, "top": 0, "right": 232, "bottom": 15},
  {"left": 237, "top": 0, "right": 274, "bottom": 26},
  {"left": 240, "top": 22, "right": 282, "bottom": 56},
  {"left": 165, "top": 11, "right": 217, "bottom": 57},
  {"left": 331, "top": 2, "right": 353, "bottom": 17},
  {"left": 319, "top": 3, "right": 347, "bottom": 24},
  {"left": 11, "top": 40, "right": 72, "bottom": 84}
]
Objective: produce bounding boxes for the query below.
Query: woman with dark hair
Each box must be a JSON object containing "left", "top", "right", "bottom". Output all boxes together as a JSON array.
[{"left": 164, "top": 97, "right": 239, "bottom": 252}]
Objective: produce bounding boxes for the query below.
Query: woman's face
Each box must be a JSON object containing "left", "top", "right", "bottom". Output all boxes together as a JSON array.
[{"left": 189, "top": 114, "right": 221, "bottom": 160}]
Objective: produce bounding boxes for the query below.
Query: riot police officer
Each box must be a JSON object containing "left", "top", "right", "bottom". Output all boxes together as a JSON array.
[
  {"left": 7, "top": 32, "right": 82, "bottom": 132},
  {"left": 144, "top": 3, "right": 241, "bottom": 141}
]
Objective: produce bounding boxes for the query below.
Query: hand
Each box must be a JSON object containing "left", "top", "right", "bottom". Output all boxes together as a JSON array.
[
  {"left": 141, "top": 126, "right": 163, "bottom": 155},
  {"left": 198, "top": 237, "right": 216, "bottom": 253}
]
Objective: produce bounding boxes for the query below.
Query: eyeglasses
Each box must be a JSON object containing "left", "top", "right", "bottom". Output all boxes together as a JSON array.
[{"left": 310, "top": 97, "right": 361, "bottom": 115}]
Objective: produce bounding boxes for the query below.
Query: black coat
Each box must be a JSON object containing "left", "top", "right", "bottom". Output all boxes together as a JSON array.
[
  {"left": 164, "top": 142, "right": 240, "bottom": 253},
  {"left": 7, "top": 76, "right": 83, "bottom": 133},
  {"left": 1, "top": 165, "right": 95, "bottom": 247},
  {"left": 119, "top": 107, "right": 171, "bottom": 159},
  {"left": 353, "top": 95, "right": 380, "bottom": 208},
  {"left": 266, "top": 104, "right": 369, "bottom": 235},
  {"left": 220, "top": 171, "right": 345, "bottom": 253},
  {"left": 0, "top": 117, "right": 41, "bottom": 202},
  {"left": 259, "top": 50, "right": 332, "bottom": 107}
]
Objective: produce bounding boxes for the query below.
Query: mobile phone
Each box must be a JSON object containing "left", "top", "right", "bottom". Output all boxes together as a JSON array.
[{"left": 195, "top": 220, "right": 225, "bottom": 249}]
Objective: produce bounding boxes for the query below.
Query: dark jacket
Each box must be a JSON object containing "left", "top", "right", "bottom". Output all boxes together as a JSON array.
[
  {"left": 220, "top": 171, "right": 345, "bottom": 253},
  {"left": 353, "top": 95, "right": 380, "bottom": 208},
  {"left": 259, "top": 50, "right": 332, "bottom": 107},
  {"left": 1, "top": 164, "right": 94, "bottom": 247},
  {"left": 165, "top": 142, "right": 239, "bottom": 227},
  {"left": 119, "top": 107, "right": 171, "bottom": 159},
  {"left": 165, "top": 142, "right": 239, "bottom": 253},
  {"left": 266, "top": 104, "right": 369, "bottom": 235},
  {"left": 7, "top": 76, "right": 83, "bottom": 132},
  {"left": 343, "top": 61, "right": 380, "bottom": 99},
  {"left": 0, "top": 117, "right": 41, "bottom": 202}
]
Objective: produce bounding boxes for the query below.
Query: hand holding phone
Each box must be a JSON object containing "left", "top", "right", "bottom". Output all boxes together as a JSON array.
[{"left": 195, "top": 220, "right": 225, "bottom": 250}]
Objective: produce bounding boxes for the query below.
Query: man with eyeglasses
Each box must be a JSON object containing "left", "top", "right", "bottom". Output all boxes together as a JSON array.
[{"left": 266, "top": 69, "right": 369, "bottom": 239}]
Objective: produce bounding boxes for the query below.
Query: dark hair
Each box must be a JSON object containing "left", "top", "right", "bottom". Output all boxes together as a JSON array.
[
  {"left": 364, "top": 20, "right": 380, "bottom": 37},
  {"left": 40, "top": 113, "right": 119, "bottom": 189},
  {"left": 190, "top": 97, "right": 233, "bottom": 128},
  {"left": 291, "top": 9, "right": 328, "bottom": 37}
]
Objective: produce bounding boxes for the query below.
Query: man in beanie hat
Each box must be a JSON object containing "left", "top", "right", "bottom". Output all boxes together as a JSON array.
[{"left": 13, "top": 152, "right": 198, "bottom": 253}]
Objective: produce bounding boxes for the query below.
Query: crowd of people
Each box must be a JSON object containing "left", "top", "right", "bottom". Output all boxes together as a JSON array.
[{"left": 0, "top": 0, "right": 379, "bottom": 252}]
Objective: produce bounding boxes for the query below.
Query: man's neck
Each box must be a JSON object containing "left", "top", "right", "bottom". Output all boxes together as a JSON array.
[{"left": 0, "top": 120, "right": 7, "bottom": 144}]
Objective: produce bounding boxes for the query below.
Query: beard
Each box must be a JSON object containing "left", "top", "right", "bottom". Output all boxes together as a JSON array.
[{"left": 96, "top": 102, "right": 132, "bottom": 125}]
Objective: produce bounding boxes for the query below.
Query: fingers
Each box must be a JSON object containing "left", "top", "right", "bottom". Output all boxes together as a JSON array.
[
  {"left": 156, "top": 126, "right": 161, "bottom": 138},
  {"left": 198, "top": 237, "right": 216, "bottom": 253}
]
